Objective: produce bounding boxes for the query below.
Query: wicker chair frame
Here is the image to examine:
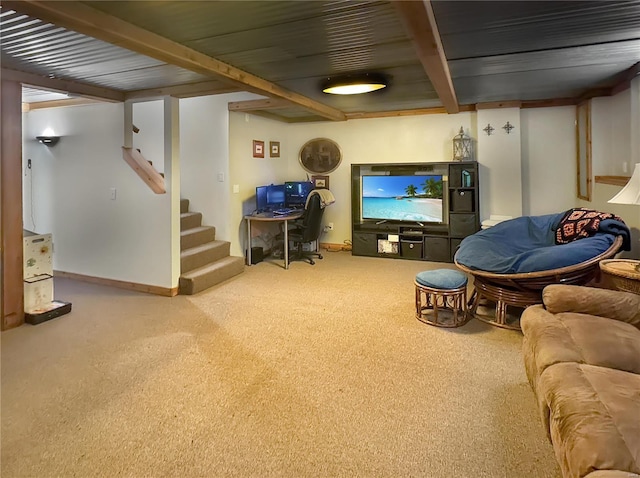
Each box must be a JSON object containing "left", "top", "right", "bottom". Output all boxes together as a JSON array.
[{"left": 454, "top": 235, "right": 624, "bottom": 330}]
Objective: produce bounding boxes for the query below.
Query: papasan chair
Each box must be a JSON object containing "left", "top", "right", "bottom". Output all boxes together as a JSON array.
[{"left": 454, "top": 208, "right": 629, "bottom": 330}]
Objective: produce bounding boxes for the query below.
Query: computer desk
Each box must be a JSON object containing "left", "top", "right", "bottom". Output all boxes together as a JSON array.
[{"left": 245, "top": 210, "right": 304, "bottom": 269}]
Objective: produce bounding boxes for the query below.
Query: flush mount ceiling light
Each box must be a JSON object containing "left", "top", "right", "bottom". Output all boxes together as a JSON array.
[{"left": 322, "top": 73, "right": 388, "bottom": 95}]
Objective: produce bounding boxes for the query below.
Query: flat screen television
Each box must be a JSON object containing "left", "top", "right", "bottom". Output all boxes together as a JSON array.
[
  {"left": 361, "top": 175, "right": 444, "bottom": 223},
  {"left": 285, "top": 181, "right": 314, "bottom": 208}
]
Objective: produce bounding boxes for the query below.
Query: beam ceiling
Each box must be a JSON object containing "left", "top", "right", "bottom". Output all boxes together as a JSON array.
[{"left": 2, "top": 0, "right": 347, "bottom": 121}]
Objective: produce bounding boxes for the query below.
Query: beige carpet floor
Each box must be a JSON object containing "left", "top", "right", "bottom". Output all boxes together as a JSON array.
[{"left": 1, "top": 251, "right": 560, "bottom": 477}]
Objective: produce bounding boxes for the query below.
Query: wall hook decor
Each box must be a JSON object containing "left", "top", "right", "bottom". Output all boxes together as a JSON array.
[
  {"left": 483, "top": 124, "right": 495, "bottom": 136},
  {"left": 503, "top": 121, "right": 515, "bottom": 134}
]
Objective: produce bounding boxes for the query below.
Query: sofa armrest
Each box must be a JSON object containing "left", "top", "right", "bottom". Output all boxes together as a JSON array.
[{"left": 543, "top": 285, "right": 640, "bottom": 327}]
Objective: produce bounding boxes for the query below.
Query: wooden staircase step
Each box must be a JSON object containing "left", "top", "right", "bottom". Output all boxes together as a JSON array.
[
  {"left": 180, "top": 199, "right": 189, "bottom": 213},
  {"left": 180, "top": 211, "right": 202, "bottom": 231},
  {"left": 179, "top": 256, "right": 245, "bottom": 295},
  {"left": 181, "top": 240, "right": 230, "bottom": 274},
  {"left": 180, "top": 226, "right": 216, "bottom": 250}
]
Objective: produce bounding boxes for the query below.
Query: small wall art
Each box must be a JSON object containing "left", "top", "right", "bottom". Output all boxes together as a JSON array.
[
  {"left": 253, "top": 140, "right": 264, "bottom": 158},
  {"left": 270, "top": 141, "right": 280, "bottom": 158},
  {"left": 312, "top": 175, "right": 329, "bottom": 189}
]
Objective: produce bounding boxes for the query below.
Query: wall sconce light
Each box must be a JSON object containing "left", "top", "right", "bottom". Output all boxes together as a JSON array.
[
  {"left": 452, "top": 127, "right": 473, "bottom": 161},
  {"left": 322, "top": 73, "right": 388, "bottom": 95},
  {"left": 36, "top": 136, "right": 60, "bottom": 146}
]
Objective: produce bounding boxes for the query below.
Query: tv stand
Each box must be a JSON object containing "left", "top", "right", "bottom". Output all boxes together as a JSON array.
[{"left": 351, "top": 162, "right": 480, "bottom": 263}]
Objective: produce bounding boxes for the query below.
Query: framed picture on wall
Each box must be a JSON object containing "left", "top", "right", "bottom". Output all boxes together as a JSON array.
[
  {"left": 253, "top": 140, "right": 265, "bottom": 158},
  {"left": 312, "top": 175, "right": 329, "bottom": 189},
  {"left": 270, "top": 141, "right": 280, "bottom": 158},
  {"left": 299, "top": 138, "right": 342, "bottom": 174}
]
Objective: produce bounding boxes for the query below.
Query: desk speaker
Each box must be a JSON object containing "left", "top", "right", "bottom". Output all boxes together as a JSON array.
[{"left": 249, "top": 246, "right": 263, "bottom": 264}]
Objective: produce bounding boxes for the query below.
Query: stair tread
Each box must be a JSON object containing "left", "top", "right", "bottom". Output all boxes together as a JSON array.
[
  {"left": 181, "top": 240, "right": 228, "bottom": 257},
  {"left": 180, "top": 256, "right": 244, "bottom": 279},
  {"left": 180, "top": 225, "right": 214, "bottom": 236},
  {"left": 181, "top": 212, "right": 200, "bottom": 218}
]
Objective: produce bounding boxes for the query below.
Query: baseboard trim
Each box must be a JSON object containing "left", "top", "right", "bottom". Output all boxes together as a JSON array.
[
  {"left": 319, "top": 242, "right": 352, "bottom": 252},
  {"left": 54, "top": 271, "right": 178, "bottom": 297}
]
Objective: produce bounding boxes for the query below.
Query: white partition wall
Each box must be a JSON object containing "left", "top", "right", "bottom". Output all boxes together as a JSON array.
[
  {"left": 521, "top": 106, "right": 577, "bottom": 216},
  {"left": 476, "top": 108, "right": 522, "bottom": 221},
  {"left": 23, "top": 102, "right": 174, "bottom": 289}
]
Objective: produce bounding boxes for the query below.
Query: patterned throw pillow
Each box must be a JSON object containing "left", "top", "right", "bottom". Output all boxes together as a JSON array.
[{"left": 555, "top": 208, "right": 624, "bottom": 244}]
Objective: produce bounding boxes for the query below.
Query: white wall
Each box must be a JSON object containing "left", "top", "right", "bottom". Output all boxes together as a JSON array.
[
  {"left": 132, "top": 100, "right": 164, "bottom": 173},
  {"left": 228, "top": 107, "right": 596, "bottom": 256},
  {"left": 521, "top": 106, "right": 577, "bottom": 216},
  {"left": 23, "top": 103, "right": 174, "bottom": 287},
  {"left": 228, "top": 112, "right": 290, "bottom": 256},
  {"left": 476, "top": 108, "right": 522, "bottom": 219},
  {"left": 180, "top": 92, "right": 261, "bottom": 244},
  {"left": 25, "top": 81, "right": 638, "bottom": 282},
  {"left": 582, "top": 77, "right": 640, "bottom": 259},
  {"left": 227, "top": 112, "right": 474, "bottom": 255},
  {"left": 287, "top": 114, "right": 474, "bottom": 246}
]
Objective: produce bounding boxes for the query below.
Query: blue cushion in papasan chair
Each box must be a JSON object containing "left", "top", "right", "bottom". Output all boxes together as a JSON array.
[{"left": 454, "top": 212, "right": 622, "bottom": 274}]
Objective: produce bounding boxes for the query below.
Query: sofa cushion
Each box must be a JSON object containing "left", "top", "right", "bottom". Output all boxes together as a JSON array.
[
  {"left": 521, "top": 305, "right": 640, "bottom": 435},
  {"left": 543, "top": 285, "right": 640, "bottom": 328},
  {"left": 585, "top": 472, "right": 640, "bottom": 478},
  {"left": 522, "top": 306, "right": 640, "bottom": 377},
  {"left": 540, "top": 363, "right": 640, "bottom": 478}
]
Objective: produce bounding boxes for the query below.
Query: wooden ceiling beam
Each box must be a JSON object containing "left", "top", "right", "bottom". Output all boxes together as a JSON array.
[
  {"left": 1, "top": 68, "right": 124, "bottom": 102},
  {"left": 476, "top": 101, "right": 522, "bottom": 110},
  {"left": 346, "top": 104, "right": 474, "bottom": 119},
  {"left": 125, "top": 81, "right": 241, "bottom": 100},
  {"left": 393, "top": 0, "right": 459, "bottom": 114},
  {"left": 228, "top": 98, "right": 294, "bottom": 112},
  {"left": 610, "top": 61, "right": 640, "bottom": 96},
  {"left": 4, "top": 1, "right": 346, "bottom": 122},
  {"left": 23, "top": 97, "right": 101, "bottom": 112}
]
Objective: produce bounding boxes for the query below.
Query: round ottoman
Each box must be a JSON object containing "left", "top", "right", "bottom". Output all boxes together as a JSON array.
[{"left": 415, "top": 269, "right": 469, "bottom": 328}]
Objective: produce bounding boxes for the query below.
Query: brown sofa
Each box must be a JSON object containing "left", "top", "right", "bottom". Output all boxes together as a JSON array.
[{"left": 521, "top": 284, "right": 640, "bottom": 478}]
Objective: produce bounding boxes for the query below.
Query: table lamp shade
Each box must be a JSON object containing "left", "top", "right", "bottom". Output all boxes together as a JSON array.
[{"left": 608, "top": 163, "right": 640, "bottom": 205}]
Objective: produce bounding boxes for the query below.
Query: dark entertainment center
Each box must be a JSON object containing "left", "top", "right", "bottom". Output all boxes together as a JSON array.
[{"left": 351, "top": 162, "right": 480, "bottom": 263}]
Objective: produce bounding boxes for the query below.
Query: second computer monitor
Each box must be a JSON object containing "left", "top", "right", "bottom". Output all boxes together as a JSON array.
[
  {"left": 285, "top": 181, "right": 314, "bottom": 208},
  {"left": 267, "top": 184, "right": 286, "bottom": 209},
  {"left": 256, "top": 184, "right": 286, "bottom": 212}
]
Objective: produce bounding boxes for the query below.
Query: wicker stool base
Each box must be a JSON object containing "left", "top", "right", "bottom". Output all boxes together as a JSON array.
[
  {"left": 415, "top": 281, "right": 469, "bottom": 328},
  {"left": 468, "top": 277, "right": 542, "bottom": 331}
]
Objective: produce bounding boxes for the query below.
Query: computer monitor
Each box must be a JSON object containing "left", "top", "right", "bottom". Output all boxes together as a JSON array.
[
  {"left": 285, "top": 181, "right": 314, "bottom": 208},
  {"left": 266, "top": 184, "right": 286, "bottom": 209},
  {"left": 255, "top": 186, "right": 268, "bottom": 212}
]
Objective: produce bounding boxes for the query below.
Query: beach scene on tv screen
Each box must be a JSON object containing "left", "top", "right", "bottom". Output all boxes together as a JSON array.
[{"left": 362, "top": 175, "right": 443, "bottom": 222}]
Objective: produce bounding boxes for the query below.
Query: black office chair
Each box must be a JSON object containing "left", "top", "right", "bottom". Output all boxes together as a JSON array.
[{"left": 287, "top": 193, "right": 325, "bottom": 265}]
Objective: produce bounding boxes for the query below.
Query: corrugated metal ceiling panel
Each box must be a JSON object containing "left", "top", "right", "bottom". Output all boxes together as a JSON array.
[
  {"left": 87, "top": 1, "right": 390, "bottom": 45},
  {"left": 1, "top": 7, "right": 215, "bottom": 92},
  {"left": 21, "top": 86, "right": 69, "bottom": 103},
  {"left": 454, "top": 63, "right": 632, "bottom": 104},
  {"left": 85, "top": 0, "right": 430, "bottom": 112},
  {"left": 450, "top": 39, "right": 640, "bottom": 79},
  {"left": 432, "top": 0, "right": 640, "bottom": 59}
]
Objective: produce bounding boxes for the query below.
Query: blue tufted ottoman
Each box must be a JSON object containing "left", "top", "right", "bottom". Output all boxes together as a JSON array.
[{"left": 415, "top": 269, "right": 469, "bottom": 328}]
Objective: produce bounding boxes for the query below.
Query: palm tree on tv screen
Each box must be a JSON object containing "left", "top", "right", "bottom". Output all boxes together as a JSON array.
[
  {"left": 421, "top": 177, "right": 443, "bottom": 198},
  {"left": 405, "top": 184, "right": 418, "bottom": 197}
]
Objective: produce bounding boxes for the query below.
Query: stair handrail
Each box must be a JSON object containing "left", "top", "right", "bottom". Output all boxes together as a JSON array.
[{"left": 121, "top": 147, "right": 166, "bottom": 194}]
